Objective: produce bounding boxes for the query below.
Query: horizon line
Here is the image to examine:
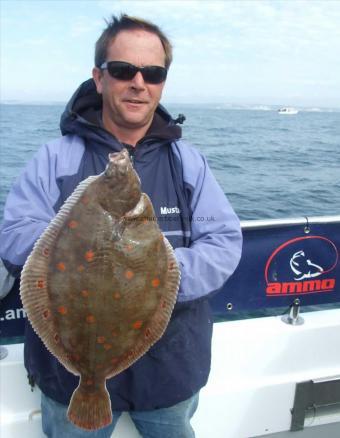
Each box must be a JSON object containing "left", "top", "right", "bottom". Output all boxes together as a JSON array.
[{"left": 1, "top": 100, "right": 340, "bottom": 111}]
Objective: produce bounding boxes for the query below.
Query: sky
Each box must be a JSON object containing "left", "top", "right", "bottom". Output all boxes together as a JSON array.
[{"left": 1, "top": 0, "right": 340, "bottom": 107}]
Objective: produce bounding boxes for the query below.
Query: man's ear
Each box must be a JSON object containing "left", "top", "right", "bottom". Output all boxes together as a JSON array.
[{"left": 92, "top": 67, "right": 103, "bottom": 94}]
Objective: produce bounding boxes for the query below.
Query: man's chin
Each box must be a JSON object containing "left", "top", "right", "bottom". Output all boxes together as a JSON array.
[{"left": 121, "top": 113, "right": 153, "bottom": 129}]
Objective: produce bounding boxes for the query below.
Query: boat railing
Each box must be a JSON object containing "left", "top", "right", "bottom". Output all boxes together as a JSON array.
[{"left": 241, "top": 214, "right": 340, "bottom": 229}]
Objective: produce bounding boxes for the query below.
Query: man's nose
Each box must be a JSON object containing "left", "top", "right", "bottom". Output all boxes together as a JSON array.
[{"left": 130, "top": 71, "right": 146, "bottom": 90}]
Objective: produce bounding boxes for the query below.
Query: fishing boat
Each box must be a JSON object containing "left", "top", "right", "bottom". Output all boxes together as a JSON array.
[
  {"left": 1, "top": 215, "right": 340, "bottom": 437},
  {"left": 278, "top": 107, "right": 299, "bottom": 115}
]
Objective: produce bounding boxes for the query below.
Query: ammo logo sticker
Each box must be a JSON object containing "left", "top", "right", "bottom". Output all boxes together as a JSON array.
[{"left": 265, "top": 236, "right": 338, "bottom": 296}]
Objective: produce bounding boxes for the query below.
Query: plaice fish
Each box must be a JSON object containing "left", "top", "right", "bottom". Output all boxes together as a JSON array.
[{"left": 20, "top": 149, "right": 180, "bottom": 430}]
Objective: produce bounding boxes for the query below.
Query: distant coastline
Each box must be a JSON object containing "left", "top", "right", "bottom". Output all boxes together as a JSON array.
[
  {"left": 0, "top": 101, "right": 66, "bottom": 106},
  {"left": 1, "top": 101, "right": 339, "bottom": 113}
]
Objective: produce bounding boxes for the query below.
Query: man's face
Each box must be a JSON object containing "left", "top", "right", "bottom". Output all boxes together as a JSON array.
[{"left": 93, "top": 30, "right": 166, "bottom": 133}]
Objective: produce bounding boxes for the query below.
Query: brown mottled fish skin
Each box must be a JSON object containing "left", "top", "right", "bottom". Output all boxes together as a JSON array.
[{"left": 20, "top": 149, "right": 180, "bottom": 430}]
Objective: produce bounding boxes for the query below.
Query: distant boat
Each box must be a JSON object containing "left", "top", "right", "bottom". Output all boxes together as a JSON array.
[{"left": 278, "top": 107, "right": 298, "bottom": 115}]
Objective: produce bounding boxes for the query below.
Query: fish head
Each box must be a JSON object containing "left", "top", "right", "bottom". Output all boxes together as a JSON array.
[
  {"left": 97, "top": 149, "right": 141, "bottom": 216},
  {"left": 105, "top": 148, "right": 131, "bottom": 177}
]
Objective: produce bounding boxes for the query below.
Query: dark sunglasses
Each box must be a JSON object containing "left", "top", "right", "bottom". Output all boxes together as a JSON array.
[{"left": 100, "top": 61, "right": 167, "bottom": 84}]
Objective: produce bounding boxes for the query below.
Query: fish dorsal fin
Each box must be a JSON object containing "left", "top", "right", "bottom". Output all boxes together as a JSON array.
[
  {"left": 48, "top": 175, "right": 98, "bottom": 230},
  {"left": 20, "top": 174, "right": 98, "bottom": 375}
]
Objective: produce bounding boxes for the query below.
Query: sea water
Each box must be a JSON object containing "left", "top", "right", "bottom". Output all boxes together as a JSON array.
[{"left": 1, "top": 103, "right": 339, "bottom": 221}]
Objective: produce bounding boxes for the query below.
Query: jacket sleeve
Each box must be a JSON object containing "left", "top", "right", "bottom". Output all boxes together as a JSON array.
[
  {"left": 174, "top": 147, "right": 242, "bottom": 302},
  {"left": 0, "top": 258, "right": 15, "bottom": 298},
  {"left": 0, "top": 144, "right": 61, "bottom": 275}
]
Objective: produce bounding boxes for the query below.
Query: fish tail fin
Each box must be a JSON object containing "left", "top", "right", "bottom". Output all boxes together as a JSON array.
[{"left": 67, "top": 378, "right": 112, "bottom": 430}]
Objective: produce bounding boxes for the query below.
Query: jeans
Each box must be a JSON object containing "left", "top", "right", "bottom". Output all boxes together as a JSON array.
[{"left": 41, "top": 391, "right": 199, "bottom": 438}]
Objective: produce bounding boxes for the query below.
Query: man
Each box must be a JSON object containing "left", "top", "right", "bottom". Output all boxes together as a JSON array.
[{"left": 0, "top": 14, "right": 242, "bottom": 438}]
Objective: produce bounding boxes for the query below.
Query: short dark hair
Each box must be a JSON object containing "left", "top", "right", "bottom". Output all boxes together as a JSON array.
[{"left": 95, "top": 14, "right": 173, "bottom": 69}]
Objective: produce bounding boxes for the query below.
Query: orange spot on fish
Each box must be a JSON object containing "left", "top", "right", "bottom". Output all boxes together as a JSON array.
[
  {"left": 85, "top": 250, "right": 94, "bottom": 262},
  {"left": 81, "top": 195, "right": 90, "bottom": 205},
  {"left": 58, "top": 306, "right": 68, "bottom": 315},
  {"left": 42, "top": 248, "right": 50, "bottom": 257},
  {"left": 132, "top": 320, "right": 143, "bottom": 330},
  {"left": 111, "top": 330, "right": 118, "bottom": 337},
  {"left": 86, "top": 315, "right": 95, "bottom": 324},
  {"left": 77, "top": 265, "right": 85, "bottom": 272},
  {"left": 97, "top": 336, "right": 105, "bottom": 344},
  {"left": 125, "top": 244, "right": 133, "bottom": 251},
  {"left": 103, "top": 344, "right": 112, "bottom": 351},
  {"left": 81, "top": 290, "right": 89, "bottom": 298},
  {"left": 57, "top": 262, "right": 66, "bottom": 272},
  {"left": 37, "top": 279, "right": 45, "bottom": 289},
  {"left": 113, "top": 292, "right": 121, "bottom": 300},
  {"left": 86, "top": 379, "right": 93, "bottom": 386},
  {"left": 71, "top": 353, "right": 80, "bottom": 362},
  {"left": 151, "top": 278, "right": 160, "bottom": 287},
  {"left": 143, "top": 218, "right": 148, "bottom": 225},
  {"left": 42, "top": 309, "right": 50, "bottom": 319},
  {"left": 68, "top": 220, "right": 78, "bottom": 229},
  {"left": 124, "top": 270, "right": 134, "bottom": 280},
  {"left": 96, "top": 363, "right": 104, "bottom": 370},
  {"left": 111, "top": 357, "right": 118, "bottom": 364}
]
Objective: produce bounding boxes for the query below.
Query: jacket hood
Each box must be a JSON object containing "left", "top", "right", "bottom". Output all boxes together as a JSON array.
[{"left": 60, "top": 79, "right": 182, "bottom": 147}]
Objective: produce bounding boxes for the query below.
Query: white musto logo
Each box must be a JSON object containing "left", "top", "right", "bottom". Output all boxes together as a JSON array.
[
  {"left": 290, "top": 250, "right": 324, "bottom": 281},
  {"left": 160, "top": 207, "right": 180, "bottom": 215}
]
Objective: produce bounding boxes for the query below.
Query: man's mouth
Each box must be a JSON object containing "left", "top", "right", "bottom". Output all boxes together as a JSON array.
[{"left": 124, "top": 99, "right": 148, "bottom": 104}]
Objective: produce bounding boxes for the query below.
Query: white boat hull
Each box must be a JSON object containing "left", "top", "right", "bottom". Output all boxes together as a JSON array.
[{"left": 278, "top": 108, "right": 298, "bottom": 115}]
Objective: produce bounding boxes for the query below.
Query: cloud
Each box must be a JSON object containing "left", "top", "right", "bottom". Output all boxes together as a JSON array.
[{"left": 70, "top": 15, "right": 103, "bottom": 38}]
